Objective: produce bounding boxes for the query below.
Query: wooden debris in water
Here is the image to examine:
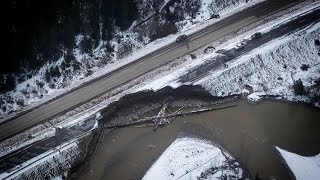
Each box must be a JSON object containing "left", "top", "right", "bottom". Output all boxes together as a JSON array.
[{"left": 105, "top": 105, "right": 237, "bottom": 129}]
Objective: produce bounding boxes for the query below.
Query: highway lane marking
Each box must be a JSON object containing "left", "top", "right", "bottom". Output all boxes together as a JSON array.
[
  {"left": 282, "top": 26, "right": 289, "bottom": 30},
  {"left": 299, "top": 19, "right": 307, "bottom": 23},
  {"left": 260, "top": 8, "right": 269, "bottom": 12}
]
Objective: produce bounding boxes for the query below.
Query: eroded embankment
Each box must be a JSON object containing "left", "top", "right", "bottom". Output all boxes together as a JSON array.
[
  {"left": 69, "top": 85, "right": 240, "bottom": 179},
  {"left": 69, "top": 84, "right": 320, "bottom": 180}
]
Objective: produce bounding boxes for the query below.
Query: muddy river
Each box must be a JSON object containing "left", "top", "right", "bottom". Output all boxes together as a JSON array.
[{"left": 78, "top": 100, "right": 320, "bottom": 180}]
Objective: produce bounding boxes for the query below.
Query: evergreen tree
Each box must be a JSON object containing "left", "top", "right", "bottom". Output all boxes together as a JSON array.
[
  {"left": 5, "top": 74, "right": 16, "bottom": 92},
  {"left": 64, "top": 16, "right": 76, "bottom": 51},
  {"left": 72, "top": 0, "right": 82, "bottom": 35},
  {"left": 293, "top": 79, "right": 305, "bottom": 95},
  {"left": 0, "top": 74, "right": 5, "bottom": 93}
]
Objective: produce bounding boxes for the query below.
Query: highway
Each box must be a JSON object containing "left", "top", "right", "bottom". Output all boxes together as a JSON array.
[
  {"left": 0, "top": 0, "right": 307, "bottom": 141},
  {"left": 181, "top": 8, "right": 320, "bottom": 83}
]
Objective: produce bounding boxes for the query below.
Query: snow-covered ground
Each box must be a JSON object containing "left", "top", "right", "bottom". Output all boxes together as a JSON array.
[
  {"left": 143, "top": 137, "right": 246, "bottom": 180},
  {"left": 276, "top": 147, "right": 320, "bottom": 180},
  {"left": 0, "top": 141, "right": 80, "bottom": 180},
  {"left": 197, "top": 21, "right": 320, "bottom": 102}
]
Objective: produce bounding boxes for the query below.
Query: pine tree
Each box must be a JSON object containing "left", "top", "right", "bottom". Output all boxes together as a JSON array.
[
  {"left": 64, "top": 16, "right": 76, "bottom": 51},
  {"left": 6, "top": 74, "right": 16, "bottom": 92},
  {"left": 293, "top": 79, "right": 305, "bottom": 95}
]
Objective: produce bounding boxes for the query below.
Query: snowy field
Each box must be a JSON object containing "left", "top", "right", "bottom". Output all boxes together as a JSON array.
[
  {"left": 276, "top": 147, "right": 320, "bottom": 180},
  {"left": 143, "top": 137, "right": 246, "bottom": 180}
]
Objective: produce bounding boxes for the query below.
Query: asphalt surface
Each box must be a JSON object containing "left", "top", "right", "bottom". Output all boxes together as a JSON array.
[{"left": 0, "top": 0, "right": 308, "bottom": 141}]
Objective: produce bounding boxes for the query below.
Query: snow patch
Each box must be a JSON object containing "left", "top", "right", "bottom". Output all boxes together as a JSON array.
[
  {"left": 247, "top": 93, "right": 262, "bottom": 101},
  {"left": 143, "top": 137, "right": 245, "bottom": 180},
  {"left": 276, "top": 147, "right": 320, "bottom": 180}
]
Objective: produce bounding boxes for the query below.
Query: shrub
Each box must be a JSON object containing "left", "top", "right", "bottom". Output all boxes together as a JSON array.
[
  {"left": 149, "top": 20, "right": 177, "bottom": 41},
  {"left": 72, "top": 61, "right": 81, "bottom": 71},
  {"left": 183, "top": 0, "right": 201, "bottom": 18},
  {"left": 49, "top": 83, "right": 55, "bottom": 89},
  {"left": 117, "top": 40, "right": 135, "bottom": 59},
  {"left": 106, "top": 43, "right": 114, "bottom": 53},
  {"left": 189, "top": 54, "right": 196, "bottom": 59},
  {"left": 65, "top": 52, "right": 75, "bottom": 65},
  {"left": 0, "top": 74, "right": 16, "bottom": 93},
  {"left": 16, "top": 99, "right": 25, "bottom": 106},
  {"left": 300, "top": 64, "right": 310, "bottom": 71},
  {"left": 315, "top": 78, "right": 320, "bottom": 86},
  {"left": 61, "top": 61, "right": 66, "bottom": 70},
  {"left": 6, "top": 74, "right": 16, "bottom": 92},
  {"left": 51, "top": 66, "right": 61, "bottom": 78},
  {"left": 293, "top": 79, "right": 305, "bottom": 95},
  {"left": 45, "top": 69, "right": 51, "bottom": 82},
  {"left": 80, "top": 37, "right": 93, "bottom": 53}
]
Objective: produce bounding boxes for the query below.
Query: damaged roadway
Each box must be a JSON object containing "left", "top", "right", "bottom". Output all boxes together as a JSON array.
[{"left": 0, "top": 0, "right": 309, "bottom": 142}]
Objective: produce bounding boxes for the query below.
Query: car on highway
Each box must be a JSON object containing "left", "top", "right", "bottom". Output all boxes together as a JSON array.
[
  {"left": 251, "top": 32, "right": 262, "bottom": 39},
  {"left": 235, "top": 41, "right": 246, "bottom": 51},
  {"left": 176, "top": 34, "right": 187, "bottom": 42},
  {"left": 211, "top": 14, "right": 220, "bottom": 19}
]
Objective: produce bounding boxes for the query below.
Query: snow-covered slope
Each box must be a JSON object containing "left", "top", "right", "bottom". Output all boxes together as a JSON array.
[{"left": 197, "top": 22, "right": 320, "bottom": 102}]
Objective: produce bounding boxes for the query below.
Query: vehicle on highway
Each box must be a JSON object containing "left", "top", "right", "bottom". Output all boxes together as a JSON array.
[
  {"left": 211, "top": 14, "right": 220, "bottom": 19},
  {"left": 235, "top": 42, "right": 246, "bottom": 51},
  {"left": 176, "top": 34, "right": 187, "bottom": 42},
  {"left": 251, "top": 32, "right": 262, "bottom": 39}
]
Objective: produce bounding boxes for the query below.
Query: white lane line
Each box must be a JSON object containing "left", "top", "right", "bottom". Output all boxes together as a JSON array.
[{"left": 299, "top": 19, "right": 307, "bottom": 23}]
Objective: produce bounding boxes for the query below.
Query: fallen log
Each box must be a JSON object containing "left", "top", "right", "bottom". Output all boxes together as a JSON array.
[{"left": 105, "top": 105, "right": 237, "bottom": 129}]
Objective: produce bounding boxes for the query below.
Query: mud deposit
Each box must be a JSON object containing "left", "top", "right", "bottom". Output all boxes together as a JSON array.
[{"left": 71, "top": 86, "right": 320, "bottom": 180}]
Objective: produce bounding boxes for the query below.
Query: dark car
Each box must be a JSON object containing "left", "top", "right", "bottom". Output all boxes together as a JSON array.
[
  {"left": 211, "top": 14, "right": 220, "bottom": 19},
  {"left": 251, "top": 32, "right": 262, "bottom": 39},
  {"left": 176, "top": 34, "right": 187, "bottom": 42}
]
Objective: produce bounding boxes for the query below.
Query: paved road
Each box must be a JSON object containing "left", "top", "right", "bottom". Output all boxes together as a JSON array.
[
  {"left": 0, "top": 118, "right": 95, "bottom": 174},
  {"left": 0, "top": 0, "right": 306, "bottom": 141}
]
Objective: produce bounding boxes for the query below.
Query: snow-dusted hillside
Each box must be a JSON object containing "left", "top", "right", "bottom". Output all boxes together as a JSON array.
[{"left": 197, "top": 22, "right": 320, "bottom": 103}]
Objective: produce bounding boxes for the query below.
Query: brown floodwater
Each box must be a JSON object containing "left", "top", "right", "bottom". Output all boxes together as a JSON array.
[{"left": 79, "top": 100, "right": 320, "bottom": 180}]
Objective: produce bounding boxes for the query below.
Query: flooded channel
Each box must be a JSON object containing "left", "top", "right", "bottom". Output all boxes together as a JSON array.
[{"left": 77, "top": 99, "right": 320, "bottom": 180}]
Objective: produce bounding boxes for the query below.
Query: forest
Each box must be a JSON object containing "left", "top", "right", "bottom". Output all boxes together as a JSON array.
[{"left": 2, "top": 0, "right": 138, "bottom": 92}]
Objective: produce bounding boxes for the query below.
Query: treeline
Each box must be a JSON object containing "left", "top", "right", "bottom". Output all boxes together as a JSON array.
[{"left": 4, "top": 0, "right": 138, "bottom": 76}]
